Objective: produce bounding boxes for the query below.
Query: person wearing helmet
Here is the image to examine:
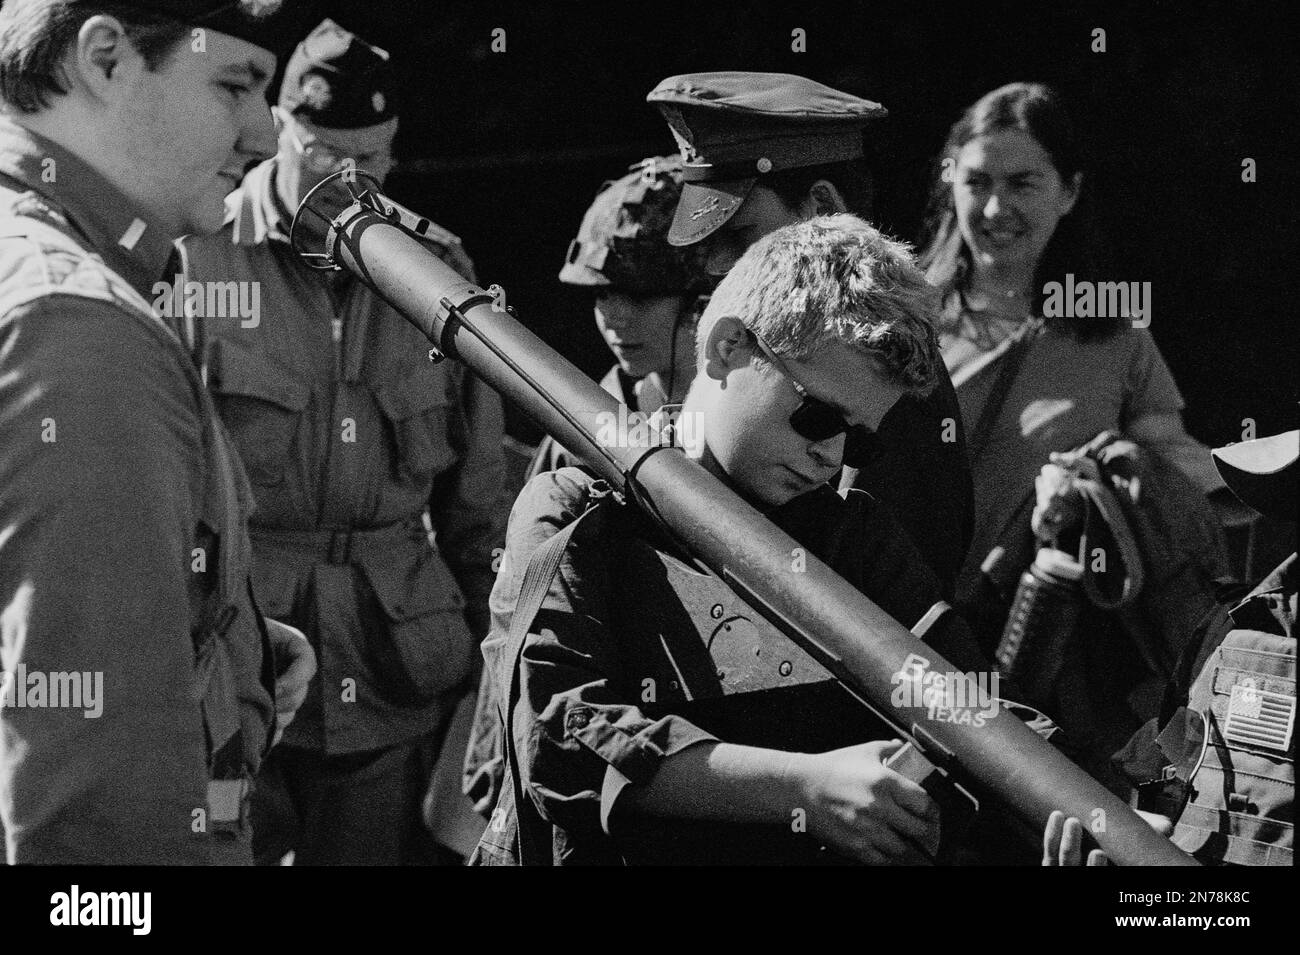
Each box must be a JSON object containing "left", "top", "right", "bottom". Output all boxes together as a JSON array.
[{"left": 528, "top": 156, "right": 710, "bottom": 478}]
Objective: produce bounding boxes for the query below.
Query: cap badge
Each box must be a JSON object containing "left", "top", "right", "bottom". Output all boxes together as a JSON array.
[
  {"left": 241, "top": 0, "right": 285, "bottom": 17},
  {"left": 300, "top": 74, "right": 332, "bottom": 109},
  {"left": 756, "top": 157, "right": 773, "bottom": 174},
  {"left": 372, "top": 91, "right": 386, "bottom": 114}
]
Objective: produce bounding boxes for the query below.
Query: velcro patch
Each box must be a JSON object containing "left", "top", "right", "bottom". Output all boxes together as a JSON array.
[{"left": 1224, "top": 680, "right": 1296, "bottom": 752}]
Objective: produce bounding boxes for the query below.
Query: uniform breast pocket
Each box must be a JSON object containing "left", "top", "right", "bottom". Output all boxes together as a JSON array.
[
  {"left": 209, "top": 343, "right": 310, "bottom": 489},
  {"left": 372, "top": 365, "right": 456, "bottom": 485}
]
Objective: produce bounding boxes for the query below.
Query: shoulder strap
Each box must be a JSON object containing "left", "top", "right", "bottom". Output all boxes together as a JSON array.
[
  {"left": 965, "top": 317, "right": 1043, "bottom": 464},
  {"left": 503, "top": 500, "right": 603, "bottom": 866}
]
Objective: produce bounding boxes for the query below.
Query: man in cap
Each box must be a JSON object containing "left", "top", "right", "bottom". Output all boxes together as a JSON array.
[
  {"left": 532, "top": 155, "right": 710, "bottom": 476},
  {"left": 0, "top": 0, "right": 313, "bottom": 864},
  {"left": 179, "top": 18, "right": 506, "bottom": 865},
  {"left": 647, "top": 72, "right": 974, "bottom": 599},
  {"left": 1043, "top": 429, "right": 1296, "bottom": 866}
]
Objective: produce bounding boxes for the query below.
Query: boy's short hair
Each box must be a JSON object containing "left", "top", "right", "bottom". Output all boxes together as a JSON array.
[
  {"left": 697, "top": 214, "right": 941, "bottom": 391},
  {"left": 0, "top": 0, "right": 188, "bottom": 114}
]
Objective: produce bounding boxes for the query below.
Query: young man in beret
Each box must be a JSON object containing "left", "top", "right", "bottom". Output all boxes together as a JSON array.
[
  {"left": 647, "top": 72, "right": 975, "bottom": 600},
  {"left": 179, "top": 19, "right": 505, "bottom": 865},
  {"left": 0, "top": 0, "right": 313, "bottom": 865}
]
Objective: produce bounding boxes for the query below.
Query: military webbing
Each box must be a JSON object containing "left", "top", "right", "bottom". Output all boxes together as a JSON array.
[{"left": 502, "top": 501, "right": 602, "bottom": 865}]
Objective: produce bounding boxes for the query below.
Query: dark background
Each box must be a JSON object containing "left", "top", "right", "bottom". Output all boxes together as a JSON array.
[{"left": 287, "top": 0, "right": 1297, "bottom": 447}]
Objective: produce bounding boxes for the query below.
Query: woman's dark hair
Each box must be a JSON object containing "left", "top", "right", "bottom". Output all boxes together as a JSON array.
[
  {"left": 0, "top": 0, "right": 188, "bottom": 114},
  {"left": 918, "top": 82, "right": 1121, "bottom": 340}
]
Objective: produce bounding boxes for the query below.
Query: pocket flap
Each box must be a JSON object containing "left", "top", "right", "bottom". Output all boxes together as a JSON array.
[
  {"left": 210, "top": 340, "right": 310, "bottom": 411},
  {"left": 360, "top": 547, "right": 466, "bottom": 621},
  {"left": 373, "top": 364, "right": 451, "bottom": 422}
]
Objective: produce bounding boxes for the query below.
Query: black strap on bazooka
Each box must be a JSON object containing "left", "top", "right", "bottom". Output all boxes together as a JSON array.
[{"left": 502, "top": 503, "right": 603, "bottom": 865}]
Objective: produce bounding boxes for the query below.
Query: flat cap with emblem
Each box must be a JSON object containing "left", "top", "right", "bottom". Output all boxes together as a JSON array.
[
  {"left": 646, "top": 72, "right": 887, "bottom": 246},
  {"left": 279, "top": 18, "right": 398, "bottom": 129},
  {"left": 559, "top": 155, "right": 710, "bottom": 296}
]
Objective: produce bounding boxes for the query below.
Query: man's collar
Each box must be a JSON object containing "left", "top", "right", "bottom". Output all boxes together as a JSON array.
[
  {"left": 225, "top": 155, "right": 290, "bottom": 247},
  {"left": 0, "top": 116, "right": 176, "bottom": 299}
]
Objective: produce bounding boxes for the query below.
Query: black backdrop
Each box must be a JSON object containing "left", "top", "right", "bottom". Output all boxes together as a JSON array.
[{"left": 286, "top": 0, "right": 1296, "bottom": 448}]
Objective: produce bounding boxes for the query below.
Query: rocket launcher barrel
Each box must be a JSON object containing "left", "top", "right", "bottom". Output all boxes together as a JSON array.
[{"left": 292, "top": 172, "right": 1195, "bottom": 866}]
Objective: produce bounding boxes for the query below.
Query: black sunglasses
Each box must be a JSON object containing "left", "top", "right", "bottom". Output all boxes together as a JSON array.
[{"left": 748, "top": 328, "right": 853, "bottom": 443}]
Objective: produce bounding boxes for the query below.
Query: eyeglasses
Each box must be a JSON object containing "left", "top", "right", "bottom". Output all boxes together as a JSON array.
[
  {"left": 747, "top": 327, "right": 853, "bottom": 443},
  {"left": 276, "top": 109, "right": 388, "bottom": 175}
]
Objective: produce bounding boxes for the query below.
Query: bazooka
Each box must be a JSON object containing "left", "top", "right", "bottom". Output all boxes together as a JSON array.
[{"left": 287, "top": 169, "right": 1195, "bottom": 866}]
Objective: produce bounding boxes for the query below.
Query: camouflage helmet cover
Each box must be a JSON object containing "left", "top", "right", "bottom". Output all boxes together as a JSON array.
[{"left": 560, "top": 156, "right": 709, "bottom": 295}]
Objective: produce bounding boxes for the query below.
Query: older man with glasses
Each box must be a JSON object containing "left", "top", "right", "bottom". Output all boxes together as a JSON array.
[{"left": 178, "top": 18, "right": 506, "bottom": 865}]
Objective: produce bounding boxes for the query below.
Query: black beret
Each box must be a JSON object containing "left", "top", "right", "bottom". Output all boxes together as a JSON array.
[
  {"left": 68, "top": 0, "right": 300, "bottom": 55},
  {"left": 278, "top": 19, "right": 397, "bottom": 130}
]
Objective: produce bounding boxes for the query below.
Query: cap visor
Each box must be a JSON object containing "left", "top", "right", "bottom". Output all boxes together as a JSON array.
[
  {"left": 1211, "top": 430, "right": 1299, "bottom": 521},
  {"left": 1212, "top": 430, "right": 1299, "bottom": 477},
  {"left": 667, "top": 179, "right": 754, "bottom": 246}
]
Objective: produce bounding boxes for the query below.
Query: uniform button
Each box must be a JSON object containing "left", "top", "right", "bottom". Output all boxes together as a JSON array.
[{"left": 566, "top": 710, "right": 591, "bottom": 730}]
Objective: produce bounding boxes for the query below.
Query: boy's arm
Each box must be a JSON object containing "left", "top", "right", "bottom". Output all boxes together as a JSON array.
[
  {"left": 616, "top": 738, "right": 938, "bottom": 865},
  {"left": 482, "top": 470, "right": 718, "bottom": 845}
]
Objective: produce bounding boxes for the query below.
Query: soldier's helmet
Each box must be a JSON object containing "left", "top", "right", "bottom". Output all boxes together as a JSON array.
[{"left": 559, "top": 156, "right": 711, "bottom": 296}]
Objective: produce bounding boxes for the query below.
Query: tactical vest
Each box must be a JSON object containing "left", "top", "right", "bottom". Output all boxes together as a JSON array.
[
  {"left": 1160, "top": 623, "right": 1295, "bottom": 866},
  {"left": 0, "top": 189, "right": 266, "bottom": 792}
]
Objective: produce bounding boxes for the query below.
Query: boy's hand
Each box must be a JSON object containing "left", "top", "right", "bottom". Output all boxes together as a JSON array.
[{"left": 794, "top": 739, "right": 940, "bottom": 865}]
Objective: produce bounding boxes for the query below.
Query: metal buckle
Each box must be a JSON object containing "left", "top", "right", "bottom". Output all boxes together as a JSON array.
[{"left": 207, "top": 777, "right": 252, "bottom": 839}]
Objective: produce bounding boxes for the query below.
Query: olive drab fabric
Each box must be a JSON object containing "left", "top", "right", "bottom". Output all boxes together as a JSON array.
[
  {"left": 1168, "top": 555, "right": 1295, "bottom": 865},
  {"left": 471, "top": 466, "right": 989, "bottom": 865},
  {"left": 0, "top": 120, "right": 273, "bottom": 864},
  {"left": 178, "top": 156, "right": 506, "bottom": 756}
]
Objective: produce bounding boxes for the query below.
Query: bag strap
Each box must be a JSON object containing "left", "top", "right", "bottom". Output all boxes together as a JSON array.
[
  {"left": 964, "top": 317, "right": 1043, "bottom": 465},
  {"left": 503, "top": 500, "right": 603, "bottom": 865},
  {"left": 1072, "top": 463, "right": 1146, "bottom": 610}
]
